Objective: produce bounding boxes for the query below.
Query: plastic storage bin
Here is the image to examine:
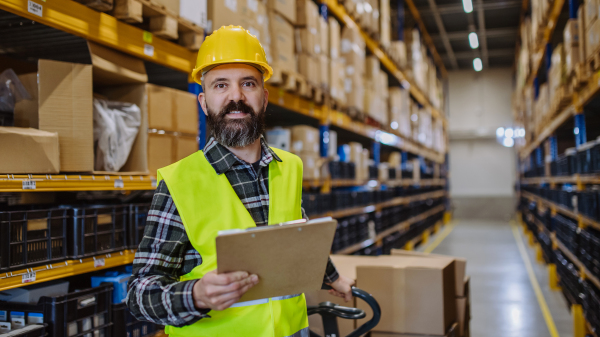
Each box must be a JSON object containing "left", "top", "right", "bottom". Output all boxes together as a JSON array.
[
  {"left": 68, "top": 205, "right": 128, "bottom": 259},
  {"left": 0, "top": 284, "right": 113, "bottom": 337},
  {"left": 0, "top": 208, "right": 68, "bottom": 273},
  {"left": 111, "top": 303, "right": 157, "bottom": 337},
  {"left": 128, "top": 204, "right": 150, "bottom": 249}
]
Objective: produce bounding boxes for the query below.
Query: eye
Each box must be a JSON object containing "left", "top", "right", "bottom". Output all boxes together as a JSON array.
[
  {"left": 243, "top": 81, "right": 256, "bottom": 87},
  {"left": 216, "top": 83, "right": 226, "bottom": 89}
]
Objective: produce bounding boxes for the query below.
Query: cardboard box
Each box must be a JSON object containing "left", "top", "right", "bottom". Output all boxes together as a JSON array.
[
  {"left": 14, "top": 59, "right": 93, "bottom": 172},
  {"left": 371, "top": 323, "right": 458, "bottom": 337},
  {"left": 366, "top": 56, "right": 381, "bottom": 81},
  {"left": 329, "top": 17, "right": 341, "bottom": 59},
  {"left": 172, "top": 89, "right": 198, "bottom": 135},
  {"left": 564, "top": 18, "right": 579, "bottom": 46},
  {"left": 389, "top": 152, "right": 401, "bottom": 168},
  {"left": 296, "top": 28, "right": 318, "bottom": 55},
  {"left": 207, "top": 0, "right": 241, "bottom": 33},
  {"left": 267, "top": 0, "right": 295, "bottom": 24},
  {"left": 391, "top": 250, "right": 467, "bottom": 298},
  {"left": 291, "top": 125, "right": 319, "bottom": 155},
  {"left": 587, "top": 18, "right": 600, "bottom": 58},
  {"left": 380, "top": 0, "right": 391, "bottom": 48},
  {"left": 298, "top": 53, "right": 319, "bottom": 84},
  {"left": 318, "top": 17, "right": 329, "bottom": 57},
  {"left": 175, "top": 135, "right": 198, "bottom": 161},
  {"left": 349, "top": 142, "right": 363, "bottom": 164},
  {"left": 345, "top": 72, "right": 365, "bottom": 111},
  {"left": 148, "top": 133, "right": 175, "bottom": 174},
  {"left": 180, "top": 0, "right": 207, "bottom": 28},
  {"left": 330, "top": 59, "right": 346, "bottom": 101},
  {"left": 579, "top": 6, "right": 587, "bottom": 63},
  {"left": 355, "top": 256, "right": 457, "bottom": 335},
  {"left": 266, "top": 127, "right": 292, "bottom": 152},
  {"left": 456, "top": 297, "right": 468, "bottom": 337},
  {"left": 585, "top": 0, "right": 598, "bottom": 30},
  {"left": 0, "top": 127, "right": 60, "bottom": 174},
  {"left": 296, "top": 0, "right": 318, "bottom": 28},
  {"left": 318, "top": 55, "right": 330, "bottom": 88},
  {"left": 154, "top": 0, "right": 179, "bottom": 14},
  {"left": 269, "top": 11, "right": 297, "bottom": 72},
  {"left": 341, "top": 25, "right": 366, "bottom": 76},
  {"left": 389, "top": 87, "right": 411, "bottom": 135},
  {"left": 147, "top": 84, "right": 174, "bottom": 131},
  {"left": 298, "top": 153, "right": 320, "bottom": 180}
]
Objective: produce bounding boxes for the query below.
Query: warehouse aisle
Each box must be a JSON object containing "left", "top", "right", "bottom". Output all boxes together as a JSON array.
[{"left": 423, "top": 219, "right": 573, "bottom": 337}]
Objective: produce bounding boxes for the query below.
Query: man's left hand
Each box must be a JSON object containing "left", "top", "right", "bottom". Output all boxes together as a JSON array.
[{"left": 327, "top": 275, "right": 355, "bottom": 303}]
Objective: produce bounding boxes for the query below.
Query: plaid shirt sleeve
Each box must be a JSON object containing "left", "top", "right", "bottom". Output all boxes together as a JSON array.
[
  {"left": 302, "top": 208, "right": 340, "bottom": 285},
  {"left": 126, "top": 181, "right": 210, "bottom": 327}
]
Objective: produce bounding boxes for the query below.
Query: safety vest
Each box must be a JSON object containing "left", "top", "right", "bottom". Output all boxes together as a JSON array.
[{"left": 157, "top": 148, "right": 309, "bottom": 337}]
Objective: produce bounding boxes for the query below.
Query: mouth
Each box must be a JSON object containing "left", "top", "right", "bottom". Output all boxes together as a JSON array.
[{"left": 225, "top": 110, "right": 250, "bottom": 118}]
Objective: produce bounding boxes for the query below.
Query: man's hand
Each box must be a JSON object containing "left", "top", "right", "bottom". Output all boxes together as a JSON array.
[
  {"left": 327, "top": 275, "right": 355, "bottom": 303},
  {"left": 192, "top": 270, "right": 259, "bottom": 311}
]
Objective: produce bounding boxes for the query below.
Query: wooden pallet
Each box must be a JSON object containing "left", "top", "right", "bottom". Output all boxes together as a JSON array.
[
  {"left": 331, "top": 97, "right": 346, "bottom": 112},
  {"left": 110, "top": 0, "right": 204, "bottom": 50}
]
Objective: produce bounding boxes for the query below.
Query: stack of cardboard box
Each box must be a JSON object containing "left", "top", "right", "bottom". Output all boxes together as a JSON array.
[
  {"left": 585, "top": 0, "right": 600, "bottom": 61},
  {"left": 364, "top": 56, "right": 390, "bottom": 126},
  {"left": 329, "top": 17, "right": 345, "bottom": 102},
  {"left": 389, "top": 87, "right": 412, "bottom": 137},
  {"left": 307, "top": 252, "right": 470, "bottom": 337},
  {"left": 146, "top": 84, "right": 199, "bottom": 174},
  {"left": 564, "top": 18, "right": 580, "bottom": 76},
  {"left": 418, "top": 108, "right": 433, "bottom": 148},
  {"left": 547, "top": 44, "right": 566, "bottom": 108},
  {"left": 290, "top": 125, "right": 321, "bottom": 179},
  {"left": 349, "top": 142, "right": 367, "bottom": 181},
  {"left": 341, "top": 24, "right": 366, "bottom": 113},
  {"left": 296, "top": 0, "right": 328, "bottom": 87}
]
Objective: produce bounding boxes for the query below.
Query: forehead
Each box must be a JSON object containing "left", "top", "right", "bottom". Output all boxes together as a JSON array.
[{"left": 205, "top": 64, "right": 262, "bottom": 82}]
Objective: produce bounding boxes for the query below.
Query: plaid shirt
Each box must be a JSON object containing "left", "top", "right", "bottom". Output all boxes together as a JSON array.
[{"left": 127, "top": 137, "right": 339, "bottom": 327}]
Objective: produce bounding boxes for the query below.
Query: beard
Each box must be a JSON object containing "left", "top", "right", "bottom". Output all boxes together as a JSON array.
[{"left": 206, "top": 100, "right": 266, "bottom": 148}]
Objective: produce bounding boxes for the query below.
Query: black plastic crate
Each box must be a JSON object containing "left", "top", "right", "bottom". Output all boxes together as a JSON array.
[
  {"left": 128, "top": 204, "right": 150, "bottom": 249},
  {"left": 0, "top": 209, "right": 68, "bottom": 273},
  {"left": 583, "top": 280, "right": 600, "bottom": 334},
  {"left": 554, "top": 250, "right": 582, "bottom": 305},
  {"left": 576, "top": 143, "right": 594, "bottom": 174},
  {"left": 0, "top": 324, "right": 47, "bottom": 336},
  {"left": 68, "top": 206, "right": 128, "bottom": 259},
  {"left": 111, "top": 303, "right": 157, "bottom": 337},
  {"left": 0, "top": 284, "right": 113, "bottom": 337},
  {"left": 578, "top": 190, "right": 599, "bottom": 220}
]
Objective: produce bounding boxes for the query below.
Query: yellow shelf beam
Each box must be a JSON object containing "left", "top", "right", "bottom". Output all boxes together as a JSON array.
[
  {"left": 519, "top": 105, "right": 575, "bottom": 160},
  {"left": 524, "top": 0, "right": 566, "bottom": 88},
  {"left": 0, "top": 250, "right": 136, "bottom": 291},
  {"left": 575, "top": 69, "right": 600, "bottom": 111},
  {"left": 323, "top": 0, "right": 447, "bottom": 124},
  {"left": 335, "top": 204, "right": 446, "bottom": 255},
  {"left": 521, "top": 174, "right": 600, "bottom": 186},
  {"left": 0, "top": 0, "right": 196, "bottom": 73},
  {"left": 0, "top": 174, "right": 156, "bottom": 192}
]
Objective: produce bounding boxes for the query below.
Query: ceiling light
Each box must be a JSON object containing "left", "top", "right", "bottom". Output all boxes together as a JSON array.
[
  {"left": 505, "top": 128, "right": 514, "bottom": 138},
  {"left": 469, "top": 32, "right": 479, "bottom": 49},
  {"left": 462, "top": 0, "right": 473, "bottom": 13},
  {"left": 496, "top": 127, "right": 505, "bottom": 137},
  {"left": 473, "top": 58, "right": 483, "bottom": 72},
  {"left": 503, "top": 137, "right": 514, "bottom": 148}
]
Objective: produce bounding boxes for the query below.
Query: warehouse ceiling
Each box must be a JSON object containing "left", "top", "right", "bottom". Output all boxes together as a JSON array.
[{"left": 413, "top": 0, "right": 523, "bottom": 69}]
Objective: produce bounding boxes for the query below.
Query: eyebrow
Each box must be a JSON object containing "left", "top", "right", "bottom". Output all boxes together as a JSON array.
[
  {"left": 241, "top": 76, "right": 259, "bottom": 82},
  {"left": 210, "top": 78, "right": 229, "bottom": 86}
]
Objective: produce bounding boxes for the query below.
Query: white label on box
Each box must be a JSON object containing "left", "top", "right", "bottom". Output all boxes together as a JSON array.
[
  {"left": 225, "top": 0, "right": 237, "bottom": 12},
  {"left": 247, "top": 0, "right": 258, "bottom": 12},
  {"left": 27, "top": 313, "right": 43, "bottom": 324},
  {"left": 293, "top": 141, "right": 303, "bottom": 152},
  {"left": 22, "top": 272, "right": 36, "bottom": 284},
  {"left": 28, "top": 1, "right": 43, "bottom": 17},
  {"left": 10, "top": 317, "right": 25, "bottom": 329},
  {"left": 94, "top": 258, "right": 105, "bottom": 268},
  {"left": 22, "top": 181, "right": 36, "bottom": 190},
  {"left": 151, "top": 178, "right": 157, "bottom": 188},
  {"left": 144, "top": 44, "right": 154, "bottom": 57},
  {"left": 114, "top": 179, "right": 124, "bottom": 188},
  {"left": 0, "top": 322, "right": 10, "bottom": 334}
]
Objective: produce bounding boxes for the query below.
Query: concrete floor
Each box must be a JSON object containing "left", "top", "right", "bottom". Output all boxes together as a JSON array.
[{"left": 420, "top": 219, "right": 573, "bottom": 337}]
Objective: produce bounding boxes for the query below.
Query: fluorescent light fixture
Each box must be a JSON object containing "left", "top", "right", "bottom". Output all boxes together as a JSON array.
[
  {"left": 503, "top": 137, "right": 514, "bottom": 147},
  {"left": 469, "top": 32, "right": 479, "bottom": 49},
  {"left": 496, "top": 127, "right": 505, "bottom": 137},
  {"left": 462, "top": 0, "right": 473, "bottom": 13},
  {"left": 391, "top": 121, "right": 399, "bottom": 130},
  {"left": 505, "top": 128, "right": 514, "bottom": 138},
  {"left": 473, "top": 58, "right": 483, "bottom": 72}
]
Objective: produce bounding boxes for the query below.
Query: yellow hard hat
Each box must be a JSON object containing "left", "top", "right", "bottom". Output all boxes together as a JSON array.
[{"left": 191, "top": 25, "right": 273, "bottom": 85}]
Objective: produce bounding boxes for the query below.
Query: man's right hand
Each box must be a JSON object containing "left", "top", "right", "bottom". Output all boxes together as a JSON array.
[{"left": 192, "top": 270, "right": 259, "bottom": 311}]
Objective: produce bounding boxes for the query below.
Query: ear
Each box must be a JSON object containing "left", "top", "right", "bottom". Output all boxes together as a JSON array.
[
  {"left": 198, "top": 92, "right": 208, "bottom": 116},
  {"left": 263, "top": 86, "right": 269, "bottom": 110}
]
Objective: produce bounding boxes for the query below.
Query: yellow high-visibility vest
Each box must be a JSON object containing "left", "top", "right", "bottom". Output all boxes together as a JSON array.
[{"left": 157, "top": 148, "right": 309, "bottom": 337}]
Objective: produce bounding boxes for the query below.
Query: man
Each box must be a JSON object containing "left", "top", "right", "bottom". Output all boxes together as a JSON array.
[{"left": 127, "top": 26, "right": 354, "bottom": 336}]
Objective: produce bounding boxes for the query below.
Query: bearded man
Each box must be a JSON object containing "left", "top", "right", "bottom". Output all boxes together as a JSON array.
[{"left": 126, "top": 26, "right": 354, "bottom": 337}]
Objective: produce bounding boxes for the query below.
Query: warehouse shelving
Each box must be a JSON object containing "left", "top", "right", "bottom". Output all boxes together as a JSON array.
[
  {"left": 521, "top": 191, "right": 600, "bottom": 231},
  {"left": 521, "top": 174, "right": 600, "bottom": 186},
  {"left": 0, "top": 249, "right": 136, "bottom": 291},
  {"left": 313, "top": 190, "right": 446, "bottom": 219},
  {"left": 322, "top": 0, "right": 447, "bottom": 123},
  {"left": 574, "top": 69, "right": 600, "bottom": 110},
  {"left": 334, "top": 204, "right": 446, "bottom": 254},
  {"left": 524, "top": 210, "right": 600, "bottom": 290},
  {"left": 518, "top": 104, "right": 575, "bottom": 160},
  {"left": 0, "top": 174, "right": 157, "bottom": 192},
  {"left": 523, "top": 0, "right": 566, "bottom": 87}
]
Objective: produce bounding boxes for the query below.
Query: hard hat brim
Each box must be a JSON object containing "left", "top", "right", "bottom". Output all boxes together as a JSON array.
[{"left": 192, "top": 60, "right": 273, "bottom": 85}]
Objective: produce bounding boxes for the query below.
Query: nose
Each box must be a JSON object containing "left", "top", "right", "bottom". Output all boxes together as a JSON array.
[{"left": 229, "top": 83, "right": 245, "bottom": 102}]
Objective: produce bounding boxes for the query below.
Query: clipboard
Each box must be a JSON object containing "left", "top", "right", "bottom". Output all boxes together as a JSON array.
[{"left": 216, "top": 217, "right": 337, "bottom": 302}]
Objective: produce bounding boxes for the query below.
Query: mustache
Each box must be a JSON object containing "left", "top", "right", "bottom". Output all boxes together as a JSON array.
[{"left": 219, "top": 100, "right": 256, "bottom": 117}]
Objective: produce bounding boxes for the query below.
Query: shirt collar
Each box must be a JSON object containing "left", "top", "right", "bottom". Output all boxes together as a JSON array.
[{"left": 203, "top": 136, "right": 282, "bottom": 175}]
